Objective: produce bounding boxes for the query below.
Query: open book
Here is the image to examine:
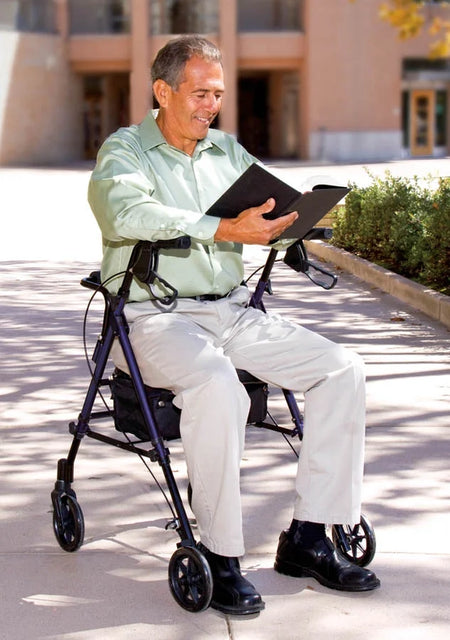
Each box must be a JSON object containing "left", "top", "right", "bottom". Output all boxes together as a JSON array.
[{"left": 205, "top": 163, "right": 350, "bottom": 239}]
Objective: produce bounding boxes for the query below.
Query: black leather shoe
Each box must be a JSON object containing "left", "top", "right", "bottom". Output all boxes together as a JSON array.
[
  {"left": 198, "top": 544, "right": 265, "bottom": 615},
  {"left": 274, "top": 531, "right": 380, "bottom": 592}
]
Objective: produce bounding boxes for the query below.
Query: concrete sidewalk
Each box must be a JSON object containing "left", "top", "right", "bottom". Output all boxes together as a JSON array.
[{"left": 0, "top": 160, "right": 449, "bottom": 639}]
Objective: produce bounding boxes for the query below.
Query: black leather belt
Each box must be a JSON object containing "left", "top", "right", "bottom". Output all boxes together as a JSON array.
[{"left": 187, "top": 293, "right": 228, "bottom": 301}]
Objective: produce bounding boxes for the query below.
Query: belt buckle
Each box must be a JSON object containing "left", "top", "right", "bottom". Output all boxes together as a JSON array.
[{"left": 194, "top": 293, "right": 222, "bottom": 302}]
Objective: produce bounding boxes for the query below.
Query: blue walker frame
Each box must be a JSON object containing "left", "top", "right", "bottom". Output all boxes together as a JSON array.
[{"left": 51, "top": 232, "right": 375, "bottom": 612}]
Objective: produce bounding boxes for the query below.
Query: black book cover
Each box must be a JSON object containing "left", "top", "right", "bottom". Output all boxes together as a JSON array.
[{"left": 206, "top": 163, "right": 349, "bottom": 239}]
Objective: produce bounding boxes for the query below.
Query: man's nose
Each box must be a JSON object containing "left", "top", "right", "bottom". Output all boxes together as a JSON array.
[{"left": 205, "top": 94, "right": 221, "bottom": 112}]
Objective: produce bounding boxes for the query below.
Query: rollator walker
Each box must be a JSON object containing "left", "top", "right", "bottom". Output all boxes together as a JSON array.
[{"left": 51, "top": 229, "right": 376, "bottom": 613}]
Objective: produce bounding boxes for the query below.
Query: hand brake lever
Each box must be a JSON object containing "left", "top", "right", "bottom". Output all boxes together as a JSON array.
[
  {"left": 283, "top": 239, "right": 338, "bottom": 290},
  {"left": 131, "top": 238, "right": 191, "bottom": 305},
  {"left": 302, "top": 260, "right": 338, "bottom": 290}
]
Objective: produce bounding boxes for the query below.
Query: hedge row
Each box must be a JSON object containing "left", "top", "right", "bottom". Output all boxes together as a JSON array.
[{"left": 331, "top": 172, "right": 450, "bottom": 296}]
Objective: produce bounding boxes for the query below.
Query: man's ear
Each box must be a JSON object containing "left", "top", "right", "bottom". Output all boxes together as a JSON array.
[{"left": 153, "top": 79, "right": 171, "bottom": 108}]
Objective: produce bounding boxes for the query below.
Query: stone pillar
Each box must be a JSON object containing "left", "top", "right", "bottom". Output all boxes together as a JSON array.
[
  {"left": 299, "top": 0, "right": 310, "bottom": 160},
  {"left": 219, "top": 0, "right": 237, "bottom": 136},
  {"left": 54, "top": 0, "right": 69, "bottom": 39},
  {"left": 130, "top": 0, "right": 150, "bottom": 124}
]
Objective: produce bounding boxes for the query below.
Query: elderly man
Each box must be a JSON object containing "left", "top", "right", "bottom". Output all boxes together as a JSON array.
[{"left": 88, "top": 35, "right": 379, "bottom": 616}]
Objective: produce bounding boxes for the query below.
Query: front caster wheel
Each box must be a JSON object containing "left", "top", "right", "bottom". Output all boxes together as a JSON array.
[
  {"left": 53, "top": 494, "right": 85, "bottom": 552},
  {"left": 332, "top": 513, "right": 376, "bottom": 567},
  {"left": 168, "top": 546, "right": 213, "bottom": 612}
]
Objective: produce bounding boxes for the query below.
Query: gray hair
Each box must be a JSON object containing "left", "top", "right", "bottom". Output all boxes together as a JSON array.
[{"left": 151, "top": 35, "right": 222, "bottom": 90}]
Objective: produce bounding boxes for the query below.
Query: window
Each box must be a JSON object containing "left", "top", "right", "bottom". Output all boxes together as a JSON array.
[
  {"left": 149, "top": 0, "right": 218, "bottom": 35},
  {"left": 238, "top": 0, "right": 301, "bottom": 32},
  {"left": 0, "top": 0, "right": 56, "bottom": 33},
  {"left": 402, "top": 91, "right": 410, "bottom": 148},
  {"left": 436, "top": 90, "right": 447, "bottom": 147},
  {"left": 69, "top": 0, "right": 130, "bottom": 35},
  {"left": 403, "top": 58, "right": 450, "bottom": 75}
]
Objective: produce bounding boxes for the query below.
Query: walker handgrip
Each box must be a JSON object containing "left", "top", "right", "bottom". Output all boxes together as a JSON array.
[
  {"left": 152, "top": 237, "right": 191, "bottom": 250},
  {"left": 131, "top": 238, "right": 190, "bottom": 284},
  {"left": 302, "top": 227, "right": 333, "bottom": 241}
]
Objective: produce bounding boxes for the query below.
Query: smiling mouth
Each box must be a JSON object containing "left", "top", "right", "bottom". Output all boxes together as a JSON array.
[{"left": 195, "top": 115, "right": 214, "bottom": 125}]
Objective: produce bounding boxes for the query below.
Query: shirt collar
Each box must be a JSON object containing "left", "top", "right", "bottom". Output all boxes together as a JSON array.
[{"left": 138, "top": 109, "right": 227, "bottom": 155}]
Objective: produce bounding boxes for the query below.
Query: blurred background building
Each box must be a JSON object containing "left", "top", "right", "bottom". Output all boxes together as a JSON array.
[{"left": 0, "top": 0, "right": 449, "bottom": 165}]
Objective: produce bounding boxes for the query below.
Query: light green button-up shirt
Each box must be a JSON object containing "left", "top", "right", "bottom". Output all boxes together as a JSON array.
[{"left": 88, "top": 110, "right": 259, "bottom": 302}]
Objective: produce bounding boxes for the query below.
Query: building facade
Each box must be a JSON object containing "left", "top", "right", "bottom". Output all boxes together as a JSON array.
[{"left": 0, "top": 0, "right": 449, "bottom": 165}]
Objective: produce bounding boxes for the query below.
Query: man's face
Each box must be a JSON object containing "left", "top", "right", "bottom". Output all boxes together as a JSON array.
[{"left": 155, "top": 56, "right": 225, "bottom": 153}]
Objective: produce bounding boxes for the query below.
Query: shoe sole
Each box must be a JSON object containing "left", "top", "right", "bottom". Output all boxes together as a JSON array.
[
  {"left": 210, "top": 599, "right": 266, "bottom": 616},
  {"left": 274, "top": 559, "right": 380, "bottom": 592}
]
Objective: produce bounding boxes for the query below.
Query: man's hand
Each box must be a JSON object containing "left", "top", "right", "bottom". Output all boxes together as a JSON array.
[{"left": 214, "top": 198, "right": 298, "bottom": 245}]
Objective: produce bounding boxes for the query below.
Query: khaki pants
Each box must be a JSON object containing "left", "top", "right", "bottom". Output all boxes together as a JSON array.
[{"left": 112, "top": 286, "right": 366, "bottom": 557}]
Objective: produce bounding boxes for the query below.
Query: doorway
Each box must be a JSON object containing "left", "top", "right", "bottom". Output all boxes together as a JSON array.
[
  {"left": 83, "top": 73, "right": 129, "bottom": 160},
  {"left": 238, "top": 74, "right": 270, "bottom": 158},
  {"left": 238, "top": 71, "right": 300, "bottom": 159},
  {"left": 410, "top": 90, "right": 435, "bottom": 156}
]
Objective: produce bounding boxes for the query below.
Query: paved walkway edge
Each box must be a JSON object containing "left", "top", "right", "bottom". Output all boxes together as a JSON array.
[{"left": 305, "top": 240, "right": 450, "bottom": 330}]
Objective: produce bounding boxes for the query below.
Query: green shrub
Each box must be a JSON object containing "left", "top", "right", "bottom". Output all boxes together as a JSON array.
[
  {"left": 331, "top": 171, "right": 449, "bottom": 295},
  {"left": 332, "top": 182, "right": 362, "bottom": 252},
  {"left": 421, "top": 177, "right": 450, "bottom": 292}
]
